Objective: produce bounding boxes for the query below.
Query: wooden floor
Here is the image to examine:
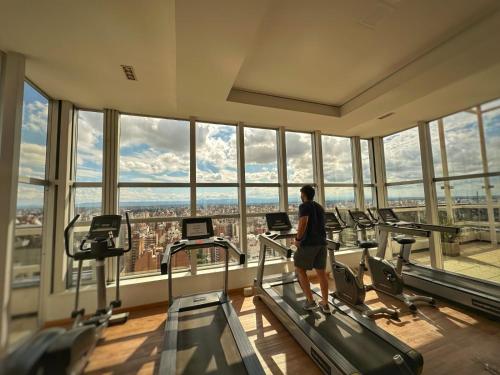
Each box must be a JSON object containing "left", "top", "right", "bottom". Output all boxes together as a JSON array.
[{"left": 85, "top": 279, "right": 500, "bottom": 375}]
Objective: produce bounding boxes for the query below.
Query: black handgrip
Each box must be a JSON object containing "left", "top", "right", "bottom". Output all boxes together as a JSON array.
[
  {"left": 239, "top": 253, "right": 245, "bottom": 265},
  {"left": 124, "top": 211, "right": 132, "bottom": 252},
  {"left": 64, "top": 215, "right": 80, "bottom": 258},
  {"left": 366, "top": 208, "right": 378, "bottom": 223}
]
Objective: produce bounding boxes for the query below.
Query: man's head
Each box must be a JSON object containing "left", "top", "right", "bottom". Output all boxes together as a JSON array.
[{"left": 300, "top": 185, "right": 315, "bottom": 202}]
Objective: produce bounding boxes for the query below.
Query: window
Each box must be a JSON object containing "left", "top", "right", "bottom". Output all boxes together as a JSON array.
[
  {"left": 14, "top": 83, "right": 49, "bottom": 287},
  {"left": 383, "top": 127, "right": 422, "bottom": 182},
  {"left": 119, "top": 115, "right": 191, "bottom": 277},
  {"left": 196, "top": 122, "right": 237, "bottom": 183},
  {"left": 429, "top": 100, "right": 500, "bottom": 284},
  {"left": 286, "top": 132, "right": 313, "bottom": 183},
  {"left": 361, "top": 139, "right": 374, "bottom": 208},
  {"left": 322, "top": 135, "right": 353, "bottom": 184},
  {"left": 244, "top": 127, "right": 278, "bottom": 183},
  {"left": 12, "top": 82, "right": 49, "bottom": 344},
  {"left": 120, "top": 115, "right": 190, "bottom": 182}
]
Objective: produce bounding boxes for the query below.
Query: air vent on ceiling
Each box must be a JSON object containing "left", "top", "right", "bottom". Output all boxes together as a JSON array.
[
  {"left": 121, "top": 65, "right": 137, "bottom": 81},
  {"left": 378, "top": 112, "right": 395, "bottom": 120}
]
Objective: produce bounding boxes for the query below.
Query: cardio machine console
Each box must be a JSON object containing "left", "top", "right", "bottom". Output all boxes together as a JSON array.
[
  {"left": 88, "top": 215, "right": 122, "bottom": 240},
  {"left": 182, "top": 217, "right": 215, "bottom": 240},
  {"left": 377, "top": 208, "right": 400, "bottom": 224},
  {"left": 325, "top": 212, "right": 343, "bottom": 231},
  {"left": 349, "top": 210, "right": 373, "bottom": 227},
  {"left": 265, "top": 212, "right": 292, "bottom": 232}
]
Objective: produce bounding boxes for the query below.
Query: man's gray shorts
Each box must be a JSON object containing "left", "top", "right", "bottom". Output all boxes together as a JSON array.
[{"left": 294, "top": 244, "right": 327, "bottom": 270}]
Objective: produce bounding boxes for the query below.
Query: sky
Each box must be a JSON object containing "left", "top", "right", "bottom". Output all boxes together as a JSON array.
[{"left": 15, "top": 81, "right": 500, "bottom": 209}]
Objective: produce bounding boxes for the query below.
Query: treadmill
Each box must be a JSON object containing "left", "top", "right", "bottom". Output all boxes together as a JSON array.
[
  {"left": 375, "top": 208, "right": 500, "bottom": 318},
  {"left": 160, "top": 217, "right": 264, "bottom": 375},
  {"left": 255, "top": 212, "right": 424, "bottom": 375}
]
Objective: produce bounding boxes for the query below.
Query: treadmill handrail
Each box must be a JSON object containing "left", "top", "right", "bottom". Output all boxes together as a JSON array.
[
  {"left": 256, "top": 233, "right": 294, "bottom": 288},
  {"left": 377, "top": 223, "right": 432, "bottom": 238}
]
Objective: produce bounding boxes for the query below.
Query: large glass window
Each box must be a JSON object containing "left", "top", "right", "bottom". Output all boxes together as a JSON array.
[
  {"left": 322, "top": 135, "right": 353, "bottom": 184},
  {"left": 483, "top": 107, "right": 500, "bottom": 173},
  {"left": 383, "top": 127, "right": 422, "bottom": 182},
  {"left": 285, "top": 132, "right": 313, "bottom": 183},
  {"left": 120, "top": 115, "right": 189, "bottom": 182},
  {"left": 196, "top": 122, "right": 237, "bottom": 183},
  {"left": 361, "top": 139, "right": 374, "bottom": 208},
  {"left": 244, "top": 127, "right": 278, "bottom": 183},
  {"left": 12, "top": 82, "right": 49, "bottom": 345}
]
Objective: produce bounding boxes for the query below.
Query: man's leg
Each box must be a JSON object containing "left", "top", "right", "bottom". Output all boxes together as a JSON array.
[
  {"left": 296, "top": 267, "right": 314, "bottom": 302},
  {"left": 315, "top": 268, "right": 330, "bottom": 306}
]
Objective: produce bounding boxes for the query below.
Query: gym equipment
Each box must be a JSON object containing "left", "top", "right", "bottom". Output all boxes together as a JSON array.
[
  {"left": 64, "top": 213, "right": 132, "bottom": 332},
  {"left": 375, "top": 207, "right": 500, "bottom": 318},
  {"left": 348, "top": 210, "right": 435, "bottom": 312},
  {"left": 255, "top": 212, "right": 423, "bottom": 375},
  {"left": 160, "top": 217, "right": 264, "bottom": 375},
  {"left": 326, "top": 209, "right": 398, "bottom": 319}
]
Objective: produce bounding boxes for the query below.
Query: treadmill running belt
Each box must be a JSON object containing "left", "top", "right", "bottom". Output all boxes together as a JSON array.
[
  {"left": 176, "top": 304, "right": 247, "bottom": 375},
  {"left": 405, "top": 265, "right": 500, "bottom": 299},
  {"left": 272, "top": 282, "right": 422, "bottom": 375}
]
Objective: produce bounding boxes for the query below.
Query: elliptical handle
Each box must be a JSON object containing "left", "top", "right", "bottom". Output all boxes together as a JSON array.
[
  {"left": 64, "top": 215, "right": 80, "bottom": 258},
  {"left": 124, "top": 211, "right": 132, "bottom": 252},
  {"left": 366, "top": 208, "right": 378, "bottom": 223}
]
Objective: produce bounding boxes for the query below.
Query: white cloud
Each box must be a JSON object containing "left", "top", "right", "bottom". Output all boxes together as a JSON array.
[
  {"left": 286, "top": 132, "right": 314, "bottom": 182},
  {"left": 322, "top": 135, "right": 353, "bottom": 183}
]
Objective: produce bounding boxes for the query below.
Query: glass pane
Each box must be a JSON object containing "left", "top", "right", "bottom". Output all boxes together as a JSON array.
[
  {"left": 13, "top": 182, "right": 43, "bottom": 344},
  {"left": 324, "top": 187, "right": 355, "bottom": 211},
  {"left": 244, "top": 127, "right": 278, "bottom": 183},
  {"left": 287, "top": 186, "right": 303, "bottom": 213},
  {"left": 429, "top": 121, "right": 443, "bottom": 178},
  {"left": 286, "top": 132, "right": 313, "bottom": 183},
  {"left": 492, "top": 176, "right": 500, "bottom": 224},
  {"left": 119, "top": 188, "right": 190, "bottom": 219},
  {"left": 19, "top": 82, "right": 48, "bottom": 179},
  {"left": 14, "top": 183, "right": 44, "bottom": 286},
  {"left": 483, "top": 108, "right": 500, "bottom": 173},
  {"left": 443, "top": 111, "right": 483, "bottom": 176},
  {"left": 121, "top": 220, "right": 187, "bottom": 277},
  {"left": 197, "top": 187, "right": 238, "bottom": 215},
  {"left": 198, "top": 218, "right": 240, "bottom": 269},
  {"left": 196, "top": 122, "right": 237, "bottom": 183},
  {"left": 383, "top": 127, "right": 422, "bottom": 182},
  {"left": 322, "top": 135, "right": 353, "bottom": 183},
  {"left": 120, "top": 115, "right": 190, "bottom": 182},
  {"left": 75, "top": 188, "right": 102, "bottom": 221},
  {"left": 76, "top": 111, "right": 103, "bottom": 182},
  {"left": 68, "top": 226, "right": 97, "bottom": 286},
  {"left": 360, "top": 139, "right": 372, "bottom": 184},
  {"left": 364, "top": 186, "right": 374, "bottom": 208},
  {"left": 481, "top": 98, "right": 500, "bottom": 112},
  {"left": 246, "top": 216, "right": 269, "bottom": 261},
  {"left": 246, "top": 186, "right": 280, "bottom": 214},
  {"left": 387, "top": 183, "right": 425, "bottom": 210}
]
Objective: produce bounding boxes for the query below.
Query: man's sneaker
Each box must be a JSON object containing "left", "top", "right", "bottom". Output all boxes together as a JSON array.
[
  {"left": 303, "top": 299, "right": 317, "bottom": 311},
  {"left": 319, "top": 302, "right": 331, "bottom": 315}
]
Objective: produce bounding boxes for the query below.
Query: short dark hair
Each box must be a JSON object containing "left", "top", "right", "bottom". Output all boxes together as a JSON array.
[{"left": 300, "top": 185, "right": 315, "bottom": 200}]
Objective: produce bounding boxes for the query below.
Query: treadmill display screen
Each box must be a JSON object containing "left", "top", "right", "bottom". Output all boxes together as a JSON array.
[
  {"left": 89, "top": 215, "right": 122, "bottom": 239},
  {"left": 325, "top": 212, "right": 342, "bottom": 230},
  {"left": 182, "top": 217, "right": 214, "bottom": 240},
  {"left": 349, "top": 211, "right": 372, "bottom": 226},
  {"left": 378, "top": 208, "right": 399, "bottom": 223},
  {"left": 266, "top": 212, "right": 292, "bottom": 231}
]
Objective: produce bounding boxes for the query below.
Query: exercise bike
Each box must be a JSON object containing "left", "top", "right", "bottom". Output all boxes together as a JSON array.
[
  {"left": 326, "top": 208, "right": 398, "bottom": 319},
  {"left": 64, "top": 212, "right": 132, "bottom": 335},
  {"left": 348, "top": 209, "right": 435, "bottom": 313}
]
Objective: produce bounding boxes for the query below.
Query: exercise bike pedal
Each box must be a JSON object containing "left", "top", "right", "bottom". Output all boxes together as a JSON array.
[
  {"left": 111, "top": 300, "right": 122, "bottom": 308},
  {"left": 71, "top": 309, "right": 85, "bottom": 319}
]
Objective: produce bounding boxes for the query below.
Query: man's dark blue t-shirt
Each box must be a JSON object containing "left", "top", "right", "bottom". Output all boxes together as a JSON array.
[{"left": 298, "top": 200, "right": 326, "bottom": 246}]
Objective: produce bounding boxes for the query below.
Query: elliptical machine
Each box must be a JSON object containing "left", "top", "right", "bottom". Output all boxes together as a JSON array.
[
  {"left": 64, "top": 212, "right": 132, "bottom": 335},
  {"left": 348, "top": 209, "right": 435, "bottom": 313},
  {"left": 327, "top": 208, "right": 398, "bottom": 319}
]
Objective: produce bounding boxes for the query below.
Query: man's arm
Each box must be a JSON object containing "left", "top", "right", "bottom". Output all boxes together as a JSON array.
[{"left": 296, "top": 216, "right": 309, "bottom": 241}]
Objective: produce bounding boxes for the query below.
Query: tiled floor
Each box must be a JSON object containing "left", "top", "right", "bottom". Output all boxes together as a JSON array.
[{"left": 412, "top": 241, "right": 500, "bottom": 283}]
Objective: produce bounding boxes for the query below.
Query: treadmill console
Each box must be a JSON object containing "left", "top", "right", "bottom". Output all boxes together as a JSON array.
[
  {"left": 266, "top": 212, "right": 292, "bottom": 232},
  {"left": 348, "top": 210, "right": 373, "bottom": 227},
  {"left": 377, "top": 208, "right": 400, "bottom": 223},
  {"left": 325, "top": 212, "right": 343, "bottom": 231},
  {"left": 88, "top": 215, "right": 121, "bottom": 239},
  {"left": 182, "top": 217, "right": 214, "bottom": 240}
]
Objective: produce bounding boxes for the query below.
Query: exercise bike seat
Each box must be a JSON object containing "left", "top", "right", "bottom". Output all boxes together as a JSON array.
[
  {"left": 357, "top": 240, "right": 378, "bottom": 249},
  {"left": 393, "top": 235, "right": 415, "bottom": 245}
]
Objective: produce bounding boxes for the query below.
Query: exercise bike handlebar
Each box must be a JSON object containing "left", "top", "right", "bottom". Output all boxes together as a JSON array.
[
  {"left": 366, "top": 208, "right": 379, "bottom": 223},
  {"left": 64, "top": 214, "right": 81, "bottom": 258},
  {"left": 123, "top": 212, "right": 132, "bottom": 253},
  {"left": 334, "top": 207, "right": 348, "bottom": 228}
]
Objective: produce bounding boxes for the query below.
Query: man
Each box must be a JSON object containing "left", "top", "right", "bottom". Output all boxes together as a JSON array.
[{"left": 294, "top": 185, "right": 331, "bottom": 314}]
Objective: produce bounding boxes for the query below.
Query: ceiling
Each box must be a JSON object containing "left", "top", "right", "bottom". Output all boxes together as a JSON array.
[{"left": 1, "top": 0, "right": 500, "bottom": 137}]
